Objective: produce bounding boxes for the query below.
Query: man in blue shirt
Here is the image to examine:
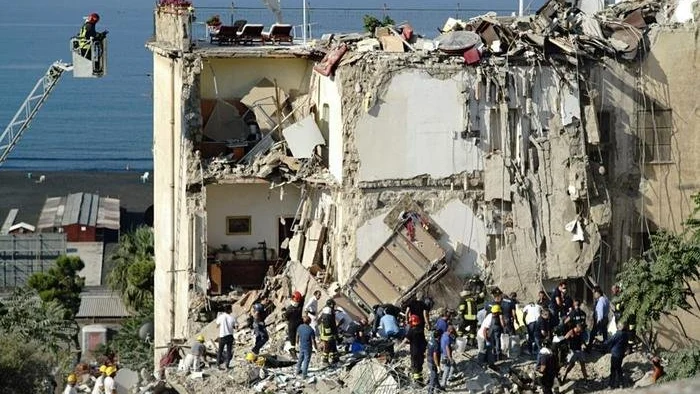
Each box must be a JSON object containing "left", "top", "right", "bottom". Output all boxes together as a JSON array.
[
  {"left": 440, "top": 325, "right": 456, "bottom": 387},
  {"left": 426, "top": 330, "right": 443, "bottom": 394},
  {"left": 434, "top": 308, "right": 450, "bottom": 336},
  {"left": 589, "top": 287, "right": 610, "bottom": 346},
  {"left": 295, "top": 316, "right": 317, "bottom": 379},
  {"left": 605, "top": 322, "right": 629, "bottom": 389},
  {"left": 378, "top": 313, "right": 401, "bottom": 339}
]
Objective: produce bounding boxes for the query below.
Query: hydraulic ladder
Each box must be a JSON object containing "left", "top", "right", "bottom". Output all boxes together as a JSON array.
[{"left": 0, "top": 61, "right": 74, "bottom": 166}]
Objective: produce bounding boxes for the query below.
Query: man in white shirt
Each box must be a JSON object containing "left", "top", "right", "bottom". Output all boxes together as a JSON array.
[
  {"left": 91, "top": 365, "right": 106, "bottom": 394},
  {"left": 103, "top": 366, "right": 117, "bottom": 394},
  {"left": 304, "top": 290, "right": 322, "bottom": 334},
  {"left": 522, "top": 300, "right": 543, "bottom": 355},
  {"left": 476, "top": 311, "right": 493, "bottom": 356},
  {"left": 62, "top": 374, "right": 77, "bottom": 394},
  {"left": 216, "top": 304, "right": 236, "bottom": 370}
]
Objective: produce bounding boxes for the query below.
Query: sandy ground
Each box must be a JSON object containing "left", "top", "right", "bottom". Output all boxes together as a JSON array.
[{"left": 0, "top": 170, "right": 153, "bottom": 229}]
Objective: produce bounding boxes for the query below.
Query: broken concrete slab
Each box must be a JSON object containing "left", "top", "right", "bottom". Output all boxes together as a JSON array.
[
  {"left": 379, "top": 35, "right": 405, "bottom": 52},
  {"left": 300, "top": 220, "right": 326, "bottom": 269},
  {"left": 281, "top": 115, "right": 326, "bottom": 159},
  {"left": 356, "top": 38, "right": 380, "bottom": 52},
  {"left": 484, "top": 153, "right": 512, "bottom": 202},
  {"left": 584, "top": 105, "right": 600, "bottom": 145},
  {"left": 240, "top": 78, "right": 289, "bottom": 132},
  {"left": 203, "top": 99, "right": 248, "bottom": 142}
]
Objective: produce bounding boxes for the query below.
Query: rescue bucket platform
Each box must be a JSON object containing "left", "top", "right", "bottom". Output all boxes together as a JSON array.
[{"left": 70, "top": 37, "right": 107, "bottom": 78}]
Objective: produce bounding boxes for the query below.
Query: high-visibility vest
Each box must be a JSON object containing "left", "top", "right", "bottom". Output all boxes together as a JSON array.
[
  {"left": 459, "top": 297, "right": 477, "bottom": 321},
  {"left": 77, "top": 24, "right": 91, "bottom": 49}
]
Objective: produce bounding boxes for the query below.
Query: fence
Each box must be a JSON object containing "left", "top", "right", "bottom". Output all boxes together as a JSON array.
[
  {"left": 0, "top": 233, "right": 66, "bottom": 288},
  {"left": 192, "top": 5, "right": 523, "bottom": 42}
]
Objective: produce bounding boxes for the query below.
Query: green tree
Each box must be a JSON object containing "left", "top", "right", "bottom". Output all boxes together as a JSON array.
[
  {"left": 363, "top": 14, "right": 395, "bottom": 34},
  {"left": 108, "top": 226, "right": 155, "bottom": 313},
  {"left": 0, "top": 332, "right": 55, "bottom": 394},
  {"left": 27, "top": 255, "right": 85, "bottom": 319},
  {"left": 108, "top": 313, "right": 154, "bottom": 371},
  {"left": 617, "top": 194, "right": 700, "bottom": 350},
  {"left": 0, "top": 289, "right": 76, "bottom": 355}
]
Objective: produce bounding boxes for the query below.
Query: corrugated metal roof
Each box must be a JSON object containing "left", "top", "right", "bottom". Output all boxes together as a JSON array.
[
  {"left": 38, "top": 193, "right": 119, "bottom": 230},
  {"left": 76, "top": 292, "right": 131, "bottom": 318},
  {"left": 37, "top": 197, "right": 64, "bottom": 230},
  {"left": 96, "top": 197, "right": 120, "bottom": 230}
]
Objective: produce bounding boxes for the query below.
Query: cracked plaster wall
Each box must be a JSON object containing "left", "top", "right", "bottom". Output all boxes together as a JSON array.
[{"left": 328, "top": 54, "right": 611, "bottom": 299}]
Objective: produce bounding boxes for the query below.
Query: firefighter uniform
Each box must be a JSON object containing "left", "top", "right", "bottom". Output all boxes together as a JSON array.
[
  {"left": 458, "top": 291, "right": 478, "bottom": 345},
  {"left": 318, "top": 301, "right": 339, "bottom": 364}
]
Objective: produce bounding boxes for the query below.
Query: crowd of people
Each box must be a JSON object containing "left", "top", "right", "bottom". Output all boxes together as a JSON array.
[{"left": 121, "top": 279, "right": 651, "bottom": 394}]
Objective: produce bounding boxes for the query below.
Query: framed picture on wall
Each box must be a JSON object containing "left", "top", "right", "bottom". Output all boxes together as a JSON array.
[{"left": 226, "top": 216, "right": 251, "bottom": 235}]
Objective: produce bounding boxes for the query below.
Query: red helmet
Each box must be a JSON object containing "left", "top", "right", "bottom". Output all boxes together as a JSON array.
[
  {"left": 409, "top": 314, "right": 421, "bottom": 327},
  {"left": 292, "top": 291, "right": 302, "bottom": 303},
  {"left": 88, "top": 13, "right": 100, "bottom": 23}
]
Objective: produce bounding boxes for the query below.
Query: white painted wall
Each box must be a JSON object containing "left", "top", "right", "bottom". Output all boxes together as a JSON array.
[
  {"left": 316, "top": 74, "right": 344, "bottom": 183},
  {"left": 206, "top": 183, "right": 302, "bottom": 254},
  {"left": 200, "top": 58, "right": 312, "bottom": 98},
  {"left": 152, "top": 54, "right": 178, "bottom": 362},
  {"left": 432, "top": 199, "right": 488, "bottom": 276},
  {"left": 354, "top": 70, "right": 483, "bottom": 181},
  {"left": 355, "top": 211, "right": 393, "bottom": 263}
]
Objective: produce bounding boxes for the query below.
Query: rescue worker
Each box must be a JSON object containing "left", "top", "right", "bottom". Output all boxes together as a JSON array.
[
  {"left": 284, "top": 291, "right": 304, "bottom": 358},
  {"left": 489, "top": 304, "right": 505, "bottom": 360},
  {"left": 91, "top": 365, "right": 106, "bottom": 394},
  {"left": 426, "top": 330, "right": 443, "bottom": 394},
  {"left": 103, "top": 366, "right": 117, "bottom": 394},
  {"left": 535, "top": 308, "right": 554, "bottom": 359},
  {"left": 251, "top": 301, "right": 269, "bottom": 355},
  {"left": 185, "top": 335, "right": 206, "bottom": 372},
  {"left": 564, "top": 298, "right": 587, "bottom": 331},
  {"left": 561, "top": 323, "right": 589, "bottom": 382},
  {"left": 605, "top": 322, "right": 629, "bottom": 389},
  {"left": 318, "top": 299, "right": 339, "bottom": 364},
  {"left": 457, "top": 290, "right": 478, "bottom": 346},
  {"left": 439, "top": 325, "right": 456, "bottom": 388},
  {"left": 434, "top": 308, "right": 450, "bottom": 337},
  {"left": 500, "top": 292, "right": 519, "bottom": 335},
  {"left": 589, "top": 286, "right": 610, "bottom": 347},
  {"left": 611, "top": 284, "right": 636, "bottom": 348},
  {"left": 522, "top": 298, "right": 543, "bottom": 355},
  {"left": 403, "top": 314, "right": 428, "bottom": 383},
  {"left": 304, "top": 290, "right": 322, "bottom": 333},
  {"left": 405, "top": 290, "right": 430, "bottom": 331},
  {"left": 63, "top": 374, "right": 77, "bottom": 394},
  {"left": 536, "top": 339, "right": 558, "bottom": 394},
  {"left": 216, "top": 304, "right": 236, "bottom": 369},
  {"left": 76, "top": 13, "right": 107, "bottom": 73}
]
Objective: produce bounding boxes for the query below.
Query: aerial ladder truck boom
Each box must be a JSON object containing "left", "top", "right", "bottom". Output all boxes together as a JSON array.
[
  {"left": 0, "top": 62, "right": 73, "bottom": 165},
  {"left": 0, "top": 31, "right": 107, "bottom": 167}
]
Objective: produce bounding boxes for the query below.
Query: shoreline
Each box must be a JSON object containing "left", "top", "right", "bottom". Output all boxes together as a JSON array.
[{"left": 0, "top": 170, "right": 154, "bottom": 227}]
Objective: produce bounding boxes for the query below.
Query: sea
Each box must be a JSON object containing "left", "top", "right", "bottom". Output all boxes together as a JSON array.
[{"left": 0, "top": 0, "right": 539, "bottom": 171}]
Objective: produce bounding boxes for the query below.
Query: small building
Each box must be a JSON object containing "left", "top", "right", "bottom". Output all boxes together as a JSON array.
[
  {"left": 36, "top": 193, "right": 120, "bottom": 242},
  {"left": 7, "top": 222, "right": 35, "bottom": 234}
]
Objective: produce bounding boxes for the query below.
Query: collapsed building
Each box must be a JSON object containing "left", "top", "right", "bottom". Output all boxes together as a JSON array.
[{"left": 146, "top": 0, "right": 700, "bottom": 365}]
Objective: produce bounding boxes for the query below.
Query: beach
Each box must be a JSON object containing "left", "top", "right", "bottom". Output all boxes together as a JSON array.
[{"left": 0, "top": 170, "right": 153, "bottom": 228}]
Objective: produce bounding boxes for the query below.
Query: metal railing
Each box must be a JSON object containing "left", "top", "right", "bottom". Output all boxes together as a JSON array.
[{"left": 191, "top": 4, "right": 522, "bottom": 42}]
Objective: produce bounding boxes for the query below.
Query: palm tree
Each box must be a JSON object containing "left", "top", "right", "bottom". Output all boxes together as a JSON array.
[{"left": 107, "top": 226, "right": 155, "bottom": 313}]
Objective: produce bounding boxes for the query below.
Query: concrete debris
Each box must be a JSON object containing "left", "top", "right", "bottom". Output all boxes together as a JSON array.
[{"left": 282, "top": 115, "right": 326, "bottom": 159}]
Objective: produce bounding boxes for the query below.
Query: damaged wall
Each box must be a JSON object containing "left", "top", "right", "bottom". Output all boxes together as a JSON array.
[
  {"left": 314, "top": 74, "right": 344, "bottom": 183},
  {"left": 200, "top": 58, "right": 312, "bottom": 99},
  {"left": 353, "top": 69, "right": 483, "bottom": 182},
  {"left": 328, "top": 54, "right": 611, "bottom": 300},
  {"left": 152, "top": 52, "right": 191, "bottom": 364},
  {"left": 206, "top": 182, "right": 302, "bottom": 254}
]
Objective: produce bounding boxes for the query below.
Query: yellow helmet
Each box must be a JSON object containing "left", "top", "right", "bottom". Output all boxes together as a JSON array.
[
  {"left": 196, "top": 334, "right": 205, "bottom": 342},
  {"left": 245, "top": 352, "right": 256, "bottom": 362},
  {"left": 67, "top": 374, "right": 77, "bottom": 384},
  {"left": 491, "top": 304, "right": 502, "bottom": 314},
  {"left": 98, "top": 365, "right": 107, "bottom": 373},
  {"left": 104, "top": 366, "right": 117, "bottom": 376}
]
